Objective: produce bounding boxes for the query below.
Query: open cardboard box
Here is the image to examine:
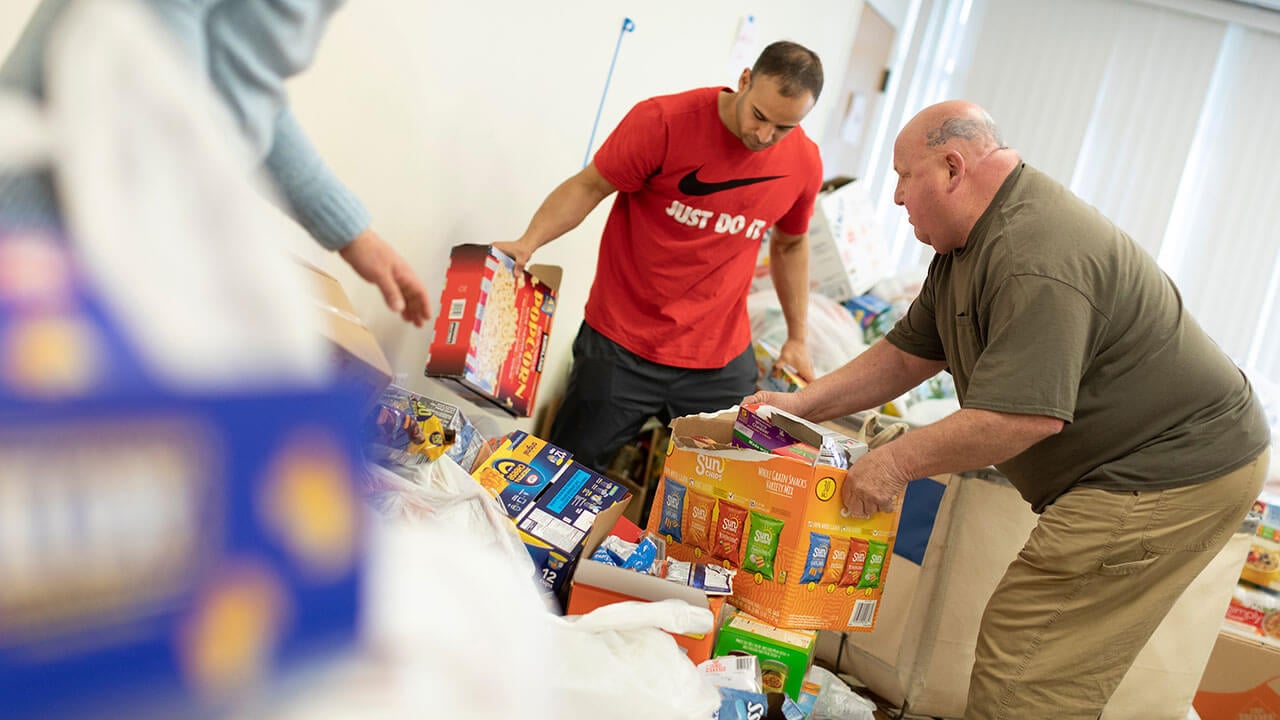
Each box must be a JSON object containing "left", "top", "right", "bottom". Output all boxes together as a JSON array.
[
  {"left": 1194, "top": 628, "right": 1280, "bottom": 719},
  {"left": 646, "top": 406, "right": 898, "bottom": 632},
  {"left": 567, "top": 558, "right": 728, "bottom": 665}
]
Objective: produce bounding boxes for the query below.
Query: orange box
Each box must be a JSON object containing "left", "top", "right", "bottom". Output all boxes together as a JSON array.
[
  {"left": 566, "top": 559, "right": 727, "bottom": 664},
  {"left": 645, "top": 407, "right": 900, "bottom": 632},
  {"left": 1193, "top": 628, "right": 1280, "bottom": 719}
]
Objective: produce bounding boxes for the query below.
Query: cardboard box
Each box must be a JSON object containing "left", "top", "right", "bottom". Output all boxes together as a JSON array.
[
  {"left": 471, "top": 430, "right": 572, "bottom": 518},
  {"left": 0, "top": 238, "right": 366, "bottom": 719},
  {"left": 1194, "top": 629, "right": 1280, "bottom": 719},
  {"left": 748, "top": 181, "right": 891, "bottom": 304},
  {"left": 1243, "top": 535, "right": 1280, "bottom": 592},
  {"left": 297, "top": 260, "right": 393, "bottom": 409},
  {"left": 1254, "top": 493, "right": 1280, "bottom": 538},
  {"left": 1224, "top": 583, "right": 1280, "bottom": 641},
  {"left": 516, "top": 460, "right": 631, "bottom": 558},
  {"left": 645, "top": 407, "right": 899, "bottom": 632},
  {"left": 475, "top": 441, "right": 631, "bottom": 598},
  {"left": 567, "top": 558, "right": 727, "bottom": 664},
  {"left": 425, "top": 244, "right": 561, "bottom": 417},
  {"left": 714, "top": 608, "right": 818, "bottom": 700},
  {"left": 364, "top": 384, "right": 488, "bottom": 472}
]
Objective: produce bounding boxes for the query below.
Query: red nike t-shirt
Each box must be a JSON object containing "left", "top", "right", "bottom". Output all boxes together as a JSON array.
[{"left": 587, "top": 87, "right": 822, "bottom": 368}]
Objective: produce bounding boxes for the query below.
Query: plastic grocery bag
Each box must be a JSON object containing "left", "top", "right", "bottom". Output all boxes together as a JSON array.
[
  {"left": 550, "top": 599, "right": 721, "bottom": 720},
  {"left": 275, "top": 455, "right": 721, "bottom": 720},
  {"left": 748, "top": 290, "right": 868, "bottom": 377}
]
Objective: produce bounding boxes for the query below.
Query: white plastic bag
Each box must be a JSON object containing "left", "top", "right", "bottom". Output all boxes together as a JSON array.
[
  {"left": 749, "top": 290, "right": 868, "bottom": 377},
  {"left": 274, "top": 456, "right": 722, "bottom": 720}
]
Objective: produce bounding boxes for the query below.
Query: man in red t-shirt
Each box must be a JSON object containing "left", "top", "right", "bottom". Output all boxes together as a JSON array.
[{"left": 494, "top": 41, "right": 824, "bottom": 472}]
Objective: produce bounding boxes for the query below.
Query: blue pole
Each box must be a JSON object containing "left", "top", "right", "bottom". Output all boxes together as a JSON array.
[{"left": 584, "top": 17, "right": 636, "bottom": 168}]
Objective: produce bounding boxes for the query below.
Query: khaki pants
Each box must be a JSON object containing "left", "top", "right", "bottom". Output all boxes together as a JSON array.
[{"left": 967, "top": 449, "right": 1269, "bottom": 719}]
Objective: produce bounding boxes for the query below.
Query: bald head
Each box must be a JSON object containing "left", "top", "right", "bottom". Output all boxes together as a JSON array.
[
  {"left": 892, "top": 101, "right": 1018, "bottom": 254},
  {"left": 902, "top": 100, "right": 1005, "bottom": 157}
]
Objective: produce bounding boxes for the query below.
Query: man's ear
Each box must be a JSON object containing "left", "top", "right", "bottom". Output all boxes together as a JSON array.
[
  {"left": 738, "top": 68, "right": 752, "bottom": 93},
  {"left": 946, "top": 150, "right": 965, "bottom": 190}
]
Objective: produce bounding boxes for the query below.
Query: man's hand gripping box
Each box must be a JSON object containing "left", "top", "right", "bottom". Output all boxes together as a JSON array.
[{"left": 645, "top": 407, "right": 901, "bottom": 632}]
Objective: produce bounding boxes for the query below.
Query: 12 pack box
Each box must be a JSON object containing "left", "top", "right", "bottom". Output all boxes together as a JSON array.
[{"left": 646, "top": 407, "right": 901, "bottom": 632}]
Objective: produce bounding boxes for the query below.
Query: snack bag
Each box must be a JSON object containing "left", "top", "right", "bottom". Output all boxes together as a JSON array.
[
  {"left": 857, "top": 539, "right": 888, "bottom": 589},
  {"left": 741, "top": 511, "right": 784, "bottom": 580},
  {"left": 658, "top": 478, "right": 687, "bottom": 543},
  {"left": 839, "top": 537, "right": 868, "bottom": 587},
  {"left": 712, "top": 500, "right": 749, "bottom": 566},
  {"left": 798, "top": 532, "right": 830, "bottom": 585},
  {"left": 821, "top": 539, "right": 848, "bottom": 586},
  {"left": 686, "top": 490, "right": 717, "bottom": 553}
]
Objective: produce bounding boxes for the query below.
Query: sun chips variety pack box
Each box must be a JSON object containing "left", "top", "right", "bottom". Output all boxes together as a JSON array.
[
  {"left": 425, "top": 244, "right": 561, "bottom": 417},
  {"left": 646, "top": 406, "right": 901, "bottom": 632}
]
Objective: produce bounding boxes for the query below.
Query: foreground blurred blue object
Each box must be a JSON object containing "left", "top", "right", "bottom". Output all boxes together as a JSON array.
[{"left": 0, "top": 231, "right": 365, "bottom": 719}]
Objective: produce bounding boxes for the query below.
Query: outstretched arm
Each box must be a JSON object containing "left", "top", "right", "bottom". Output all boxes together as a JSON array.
[
  {"left": 747, "top": 338, "right": 946, "bottom": 422},
  {"left": 264, "top": 108, "right": 430, "bottom": 325},
  {"left": 768, "top": 228, "right": 814, "bottom": 382}
]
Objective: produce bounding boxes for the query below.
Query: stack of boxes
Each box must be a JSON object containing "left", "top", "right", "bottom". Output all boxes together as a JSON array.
[
  {"left": 564, "top": 403, "right": 903, "bottom": 705},
  {"left": 1194, "top": 493, "right": 1280, "bottom": 719},
  {"left": 470, "top": 431, "right": 631, "bottom": 600}
]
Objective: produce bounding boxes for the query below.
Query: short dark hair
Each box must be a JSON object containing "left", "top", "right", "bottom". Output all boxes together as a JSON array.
[{"left": 751, "top": 41, "right": 824, "bottom": 101}]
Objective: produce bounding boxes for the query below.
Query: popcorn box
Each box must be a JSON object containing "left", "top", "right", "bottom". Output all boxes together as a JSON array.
[
  {"left": 713, "top": 608, "right": 818, "bottom": 700},
  {"left": 425, "top": 244, "right": 562, "bottom": 417},
  {"left": 646, "top": 407, "right": 900, "bottom": 632}
]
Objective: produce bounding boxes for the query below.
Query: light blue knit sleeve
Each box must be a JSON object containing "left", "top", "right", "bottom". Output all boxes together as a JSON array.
[{"left": 263, "top": 107, "right": 371, "bottom": 250}]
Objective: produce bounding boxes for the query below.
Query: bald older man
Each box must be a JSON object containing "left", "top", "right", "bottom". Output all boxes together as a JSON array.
[{"left": 748, "top": 100, "right": 1270, "bottom": 718}]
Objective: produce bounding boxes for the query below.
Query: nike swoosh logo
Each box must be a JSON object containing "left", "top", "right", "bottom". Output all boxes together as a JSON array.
[{"left": 678, "top": 167, "right": 784, "bottom": 196}]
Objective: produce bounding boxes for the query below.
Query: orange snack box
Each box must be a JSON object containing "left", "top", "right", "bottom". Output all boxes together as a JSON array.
[{"left": 646, "top": 406, "right": 900, "bottom": 632}]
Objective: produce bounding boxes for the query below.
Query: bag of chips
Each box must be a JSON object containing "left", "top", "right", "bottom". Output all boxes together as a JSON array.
[{"left": 741, "top": 511, "right": 784, "bottom": 580}]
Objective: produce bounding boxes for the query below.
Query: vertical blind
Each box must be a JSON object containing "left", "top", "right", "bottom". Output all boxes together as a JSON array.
[{"left": 864, "top": 0, "right": 1280, "bottom": 401}]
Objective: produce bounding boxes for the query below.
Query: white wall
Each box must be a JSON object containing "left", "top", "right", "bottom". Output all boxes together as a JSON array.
[{"left": 0, "top": 0, "right": 864, "bottom": 431}]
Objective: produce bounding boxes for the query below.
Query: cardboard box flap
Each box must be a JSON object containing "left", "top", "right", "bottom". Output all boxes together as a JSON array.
[
  {"left": 527, "top": 263, "right": 563, "bottom": 293},
  {"left": 1198, "top": 628, "right": 1280, "bottom": 693},
  {"left": 296, "top": 261, "right": 393, "bottom": 393},
  {"left": 573, "top": 559, "right": 710, "bottom": 610}
]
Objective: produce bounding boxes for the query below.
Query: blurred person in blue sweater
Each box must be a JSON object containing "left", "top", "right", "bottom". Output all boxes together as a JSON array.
[{"left": 0, "top": 0, "right": 430, "bottom": 326}]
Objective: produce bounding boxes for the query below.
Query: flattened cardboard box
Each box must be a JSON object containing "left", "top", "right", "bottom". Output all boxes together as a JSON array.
[
  {"left": 646, "top": 408, "right": 900, "bottom": 632},
  {"left": 426, "top": 244, "right": 561, "bottom": 417},
  {"left": 296, "top": 259, "right": 393, "bottom": 410}
]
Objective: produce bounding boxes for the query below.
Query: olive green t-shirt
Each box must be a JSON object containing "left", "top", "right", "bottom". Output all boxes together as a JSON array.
[{"left": 886, "top": 164, "right": 1269, "bottom": 512}]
